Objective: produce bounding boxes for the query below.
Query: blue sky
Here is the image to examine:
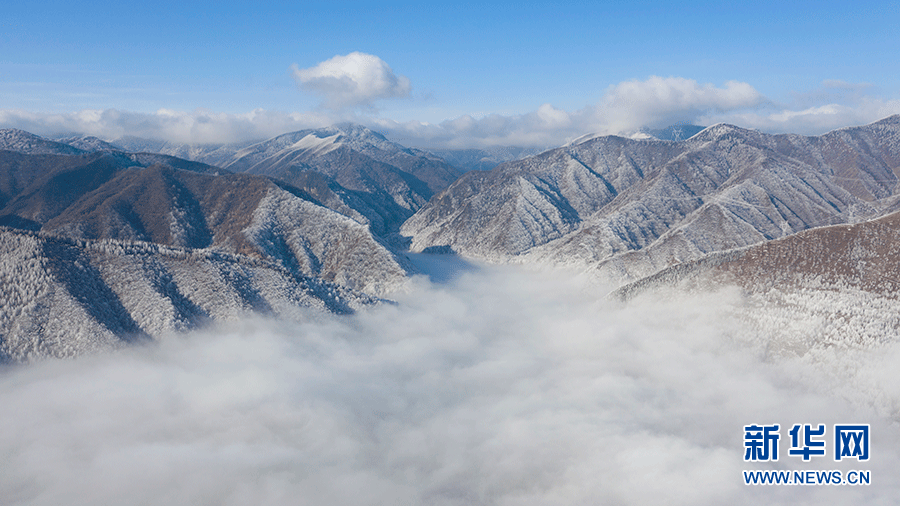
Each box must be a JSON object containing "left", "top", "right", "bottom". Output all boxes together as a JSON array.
[{"left": 2, "top": 1, "right": 899, "bottom": 147}]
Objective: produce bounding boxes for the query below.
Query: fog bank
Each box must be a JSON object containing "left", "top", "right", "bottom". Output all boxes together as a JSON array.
[{"left": 1, "top": 263, "right": 897, "bottom": 505}]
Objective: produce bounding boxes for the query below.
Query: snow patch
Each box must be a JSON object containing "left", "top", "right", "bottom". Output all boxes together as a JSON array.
[{"left": 289, "top": 132, "right": 343, "bottom": 156}]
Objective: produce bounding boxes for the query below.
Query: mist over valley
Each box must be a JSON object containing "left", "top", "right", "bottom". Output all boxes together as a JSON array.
[{"left": 2, "top": 116, "right": 900, "bottom": 504}]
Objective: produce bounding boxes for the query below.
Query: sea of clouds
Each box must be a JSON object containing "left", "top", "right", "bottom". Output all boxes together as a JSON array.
[{"left": 1, "top": 260, "right": 898, "bottom": 505}]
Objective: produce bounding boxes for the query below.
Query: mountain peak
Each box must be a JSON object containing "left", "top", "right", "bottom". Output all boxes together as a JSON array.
[
  {"left": 55, "top": 135, "right": 123, "bottom": 153},
  {"left": 686, "top": 123, "right": 762, "bottom": 144},
  {"left": 403, "top": 113, "right": 900, "bottom": 282},
  {"left": 695, "top": 122, "right": 744, "bottom": 135},
  {"left": 287, "top": 131, "right": 344, "bottom": 156},
  {"left": 332, "top": 122, "right": 381, "bottom": 138},
  {"left": 0, "top": 129, "right": 86, "bottom": 155},
  {"left": 642, "top": 124, "right": 706, "bottom": 141}
]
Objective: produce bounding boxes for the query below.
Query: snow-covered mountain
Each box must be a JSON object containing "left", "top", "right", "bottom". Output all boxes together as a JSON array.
[
  {"left": 8, "top": 117, "right": 900, "bottom": 362},
  {"left": 107, "top": 124, "right": 462, "bottom": 239},
  {"left": 0, "top": 140, "right": 416, "bottom": 360},
  {"left": 1, "top": 129, "right": 85, "bottom": 155},
  {"left": 642, "top": 124, "right": 706, "bottom": 141},
  {"left": 54, "top": 135, "right": 124, "bottom": 152},
  {"left": 617, "top": 208, "right": 900, "bottom": 299},
  {"left": 0, "top": 227, "right": 375, "bottom": 362},
  {"left": 0, "top": 150, "right": 408, "bottom": 296},
  {"left": 222, "top": 124, "right": 459, "bottom": 191},
  {"left": 403, "top": 115, "right": 900, "bottom": 283},
  {"left": 614, "top": 208, "right": 900, "bottom": 352}
]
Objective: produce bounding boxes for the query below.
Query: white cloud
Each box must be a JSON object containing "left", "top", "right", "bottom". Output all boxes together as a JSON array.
[
  {"left": 535, "top": 103, "right": 571, "bottom": 128},
  {"left": 292, "top": 52, "right": 412, "bottom": 109},
  {"left": 702, "top": 96, "right": 900, "bottom": 135},
  {"left": 0, "top": 107, "right": 336, "bottom": 144},
  {"left": 371, "top": 77, "right": 769, "bottom": 148},
  {"left": 596, "top": 77, "right": 766, "bottom": 132},
  {"left": 0, "top": 263, "right": 898, "bottom": 505},
  {"left": 372, "top": 78, "right": 900, "bottom": 148},
  {"left": 1, "top": 77, "right": 899, "bottom": 149}
]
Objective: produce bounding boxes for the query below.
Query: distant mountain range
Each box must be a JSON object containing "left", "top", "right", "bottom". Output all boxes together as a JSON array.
[
  {"left": 4, "top": 116, "right": 900, "bottom": 361},
  {"left": 426, "top": 146, "right": 546, "bottom": 171},
  {"left": 55, "top": 124, "right": 462, "bottom": 241}
]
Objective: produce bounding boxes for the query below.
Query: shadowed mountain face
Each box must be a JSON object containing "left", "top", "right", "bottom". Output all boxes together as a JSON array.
[
  {"left": 0, "top": 150, "right": 222, "bottom": 227},
  {"left": 217, "top": 125, "right": 461, "bottom": 237},
  {"left": 0, "top": 133, "right": 416, "bottom": 361},
  {"left": 616, "top": 210, "right": 900, "bottom": 299},
  {"left": 8, "top": 117, "right": 900, "bottom": 362},
  {"left": 0, "top": 150, "right": 409, "bottom": 296},
  {"left": 1, "top": 152, "right": 150, "bottom": 226},
  {"left": 719, "top": 212, "right": 900, "bottom": 294},
  {"left": 402, "top": 115, "right": 900, "bottom": 283},
  {"left": 108, "top": 124, "right": 463, "bottom": 239}
]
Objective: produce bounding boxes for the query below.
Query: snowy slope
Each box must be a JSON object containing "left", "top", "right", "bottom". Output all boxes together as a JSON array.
[
  {"left": 613, "top": 209, "right": 900, "bottom": 352},
  {"left": 403, "top": 115, "right": 900, "bottom": 284},
  {"left": 54, "top": 135, "right": 124, "bottom": 152},
  {"left": 0, "top": 227, "right": 376, "bottom": 362},
  {"left": 0, "top": 152, "right": 409, "bottom": 297},
  {"left": 0, "top": 140, "right": 419, "bottom": 362},
  {"left": 0, "top": 129, "right": 85, "bottom": 155},
  {"left": 219, "top": 124, "right": 461, "bottom": 236},
  {"left": 109, "top": 124, "right": 462, "bottom": 238}
]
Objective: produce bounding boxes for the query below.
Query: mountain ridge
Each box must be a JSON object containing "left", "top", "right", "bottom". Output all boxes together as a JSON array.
[
  {"left": 4, "top": 117, "right": 900, "bottom": 361},
  {"left": 0, "top": 226, "right": 378, "bottom": 362},
  {"left": 403, "top": 115, "right": 900, "bottom": 284},
  {"left": 103, "top": 124, "right": 462, "bottom": 239}
]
